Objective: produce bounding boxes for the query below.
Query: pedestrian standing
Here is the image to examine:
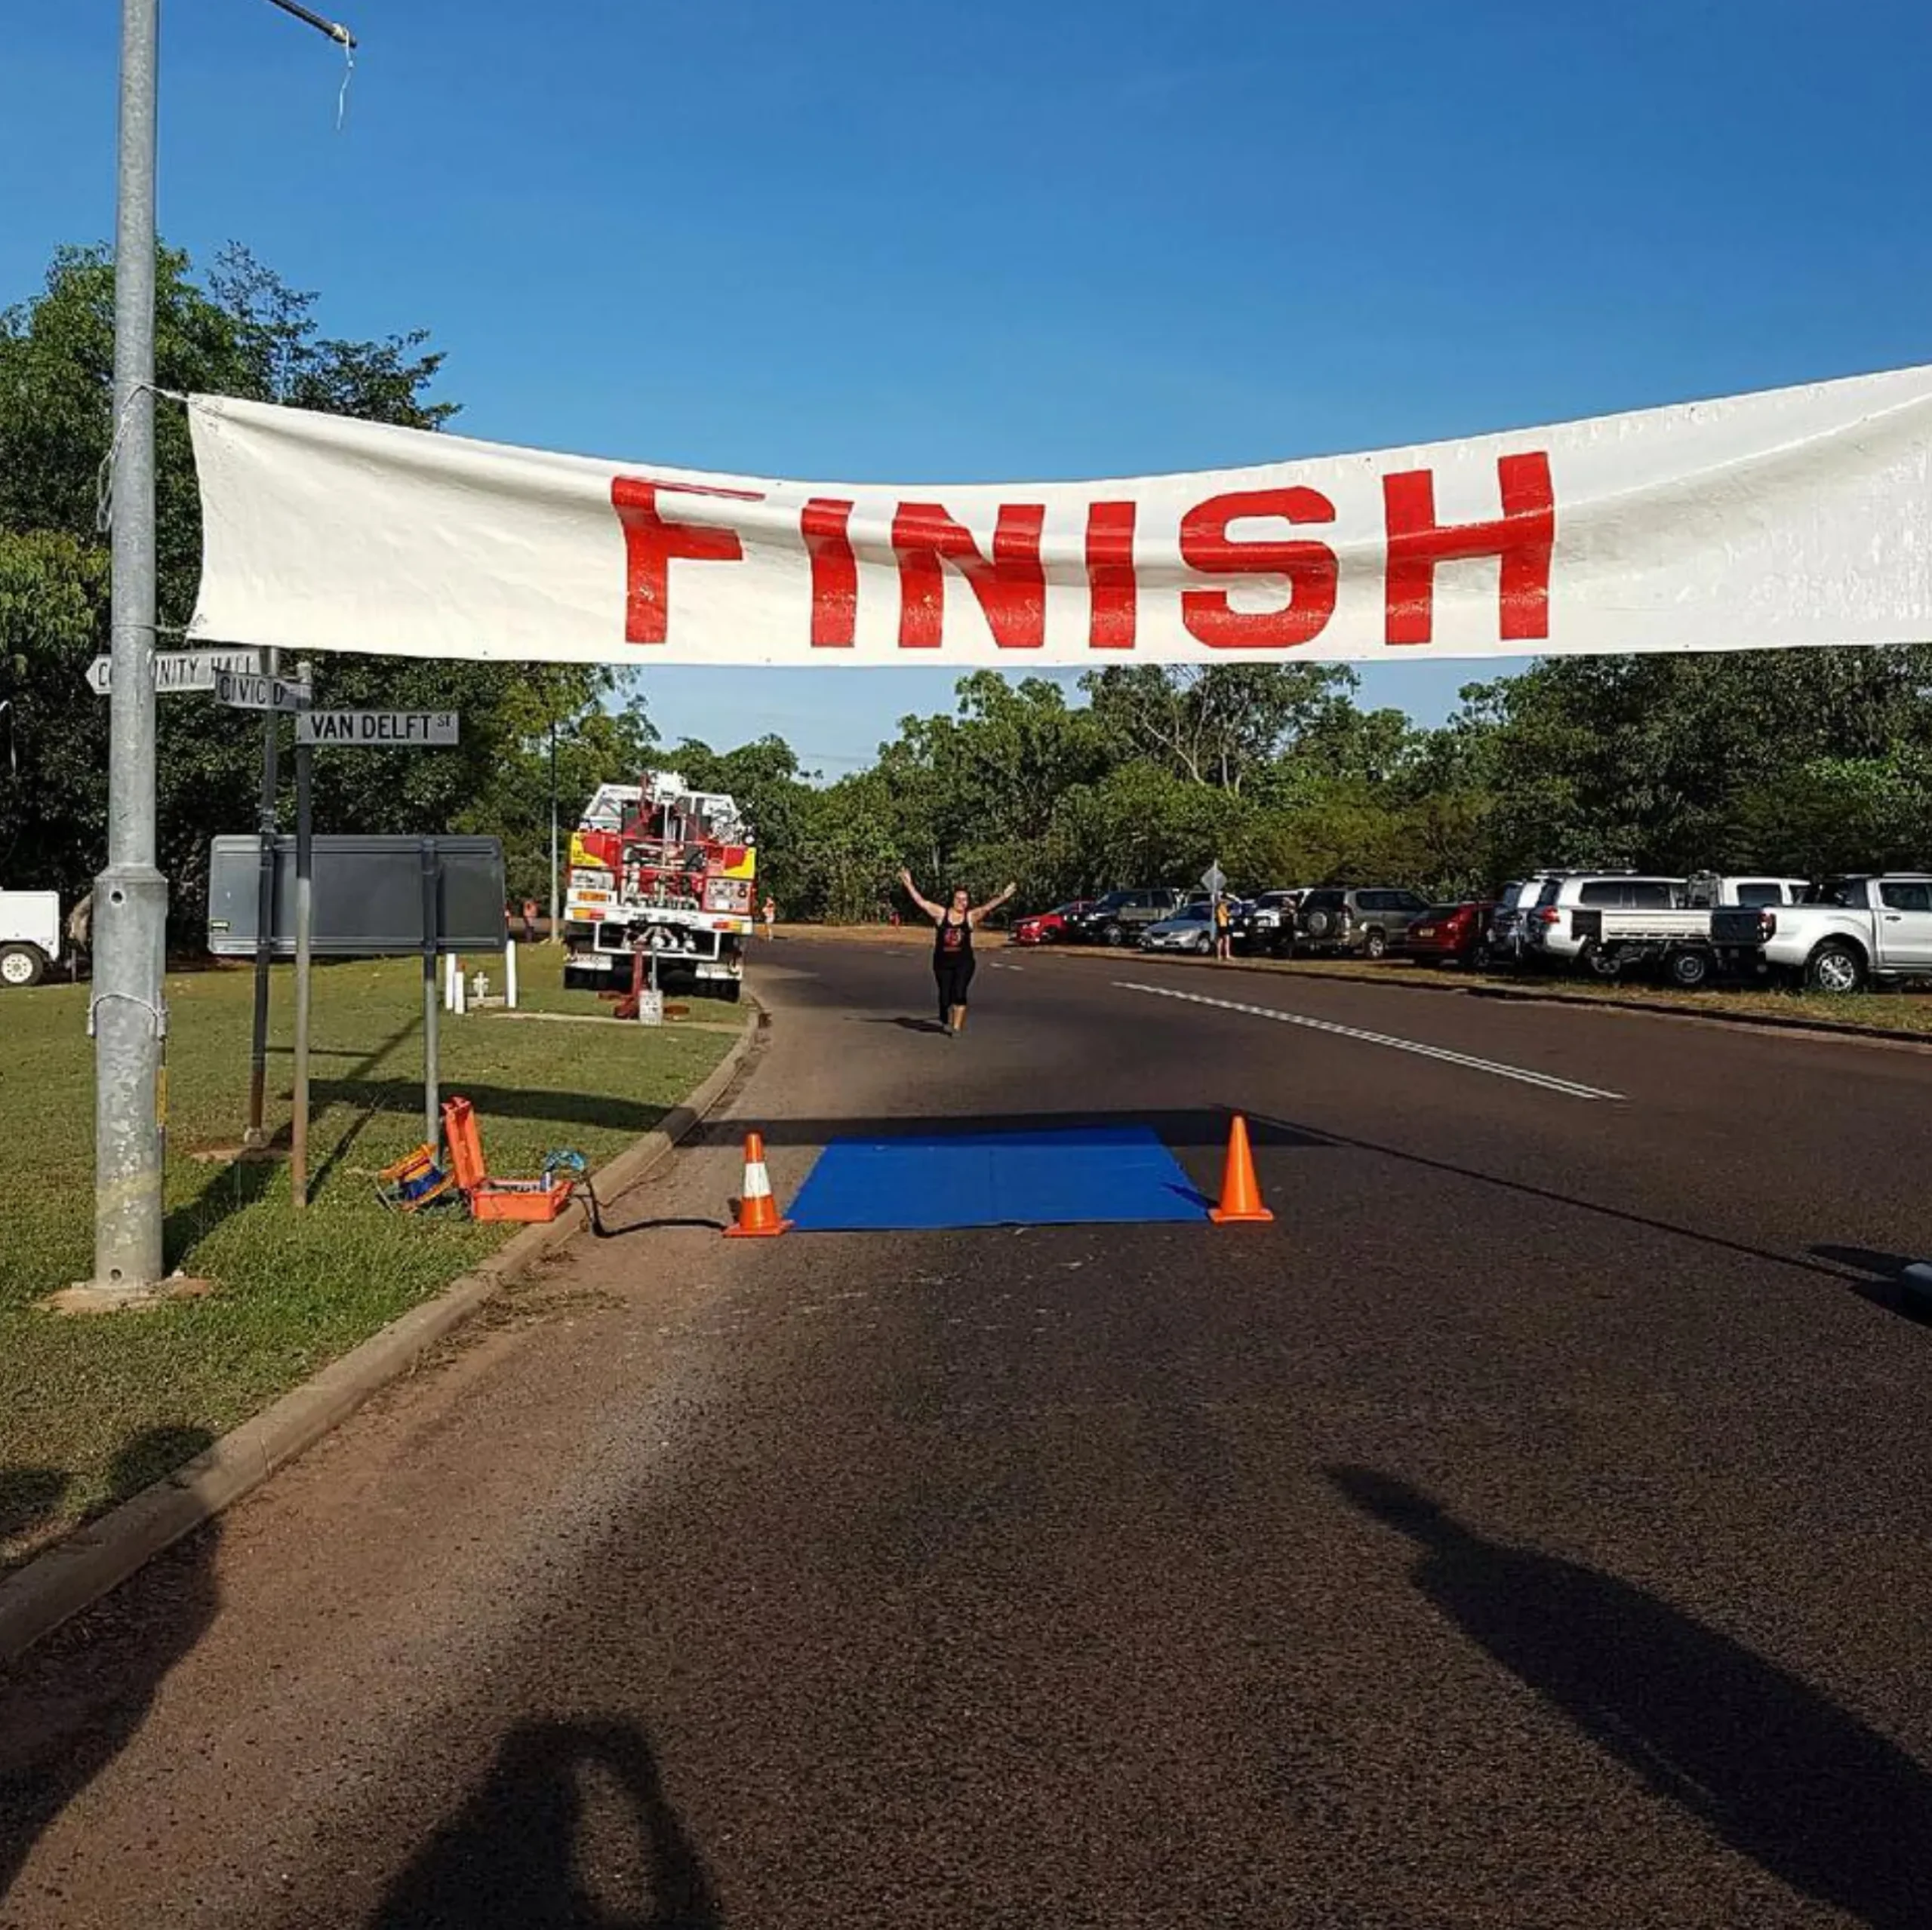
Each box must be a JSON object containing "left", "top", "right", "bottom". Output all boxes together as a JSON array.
[
  {"left": 761, "top": 894, "right": 777, "bottom": 940},
  {"left": 899, "top": 870, "right": 1016, "bottom": 1036},
  {"left": 521, "top": 898, "right": 540, "bottom": 944},
  {"left": 1214, "top": 893, "right": 1233, "bottom": 961}
]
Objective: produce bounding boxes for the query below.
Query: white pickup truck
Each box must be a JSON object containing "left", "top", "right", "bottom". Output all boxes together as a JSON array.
[
  {"left": 0, "top": 889, "right": 61, "bottom": 988},
  {"left": 1709, "top": 874, "right": 1932, "bottom": 993},
  {"left": 1568, "top": 875, "right": 1810, "bottom": 987}
]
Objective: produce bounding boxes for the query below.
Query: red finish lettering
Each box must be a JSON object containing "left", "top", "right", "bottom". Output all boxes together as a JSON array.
[
  {"left": 1382, "top": 452, "right": 1555, "bottom": 647},
  {"left": 1085, "top": 501, "right": 1138, "bottom": 650},
  {"left": 1178, "top": 487, "right": 1338, "bottom": 649},
  {"left": 611, "top": 477, "right": 757, "bottom": 645},
  {"left": 802, "top": 497, "right": 857, "bottom": 647},
  {"left": 891, "top": 502, "right": 1048, "bottom": 650}
]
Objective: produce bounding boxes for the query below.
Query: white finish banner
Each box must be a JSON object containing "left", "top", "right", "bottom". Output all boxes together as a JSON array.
[{"left": 186, "top": 365, "right": 1932, "bottom": 668}]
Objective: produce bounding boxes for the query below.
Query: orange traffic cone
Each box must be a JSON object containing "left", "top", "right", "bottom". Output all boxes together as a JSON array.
[
  {"left": 1209, "top": 1114, "right": 1274, "bottom": 1225},
  {"left": 724, "top": 1130, "right": 792, "bottom": 1238}
]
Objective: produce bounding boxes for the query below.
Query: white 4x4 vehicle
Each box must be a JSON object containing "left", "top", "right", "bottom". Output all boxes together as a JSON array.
[
  {"left": 1524, "top": 874, "right": 1687, "bottom": 969},
  {"left": 0, "top": 890, "right": 61, "bottom": 988},
  {"left": 1716, "top": 874, "right": 1932, "bottom": 993}
]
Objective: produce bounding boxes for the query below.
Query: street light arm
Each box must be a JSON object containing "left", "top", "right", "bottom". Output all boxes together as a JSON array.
[{"left": 260, "top": 0, "right": 356, "bottom": 49}]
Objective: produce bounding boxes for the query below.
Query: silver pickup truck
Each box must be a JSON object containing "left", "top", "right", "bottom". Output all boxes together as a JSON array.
[{"left": 1709, "top": 874, "right": 1932, "bottom": 993}]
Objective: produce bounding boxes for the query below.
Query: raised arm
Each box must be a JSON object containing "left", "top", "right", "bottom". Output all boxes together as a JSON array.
[
  {"left": 969, "top": 883, "right": 1018, "bottom": 927},
  {"left": 899, "top": 868, "right": 944, "bottom": 924}
]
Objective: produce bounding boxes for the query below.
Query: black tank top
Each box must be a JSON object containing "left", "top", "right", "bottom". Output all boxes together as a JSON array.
[{"left": 935, "top": 911, "right": 974, "bottom": 961}]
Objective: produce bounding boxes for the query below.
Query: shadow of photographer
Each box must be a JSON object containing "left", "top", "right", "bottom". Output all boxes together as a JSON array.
[{"left": 368, "top": 1718, "right": 719, "bottom": 1929}]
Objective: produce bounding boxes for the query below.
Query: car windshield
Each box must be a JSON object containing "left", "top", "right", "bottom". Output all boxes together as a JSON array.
[
  {"left": 1301, "top": 890, "right": 1345, "bottom": 911},
  {"left": 1421, "top": 905, "right": 1458, "bottom": 920}
]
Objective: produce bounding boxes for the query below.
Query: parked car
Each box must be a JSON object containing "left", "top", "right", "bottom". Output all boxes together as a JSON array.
[
  {"left": 1571, "top": 875, "right": 1813, "bottom": 986},
  {"left": 1401, "top": 901, "right": 1497, "bottom": 967},
  {"left": 1292, "top": 887, "right": 1431, "bottom": 959},
  {"left": 1009, "top": 900, "right": 1095, "bottom": 947},
  {"left": 0, "top": 889, "right": 60, "bottom": 988},
  {"left": 1484, "top": 874, "right": 1575, "bottom": 967},
  {"left": 1713, "top": 873, "right": 1932, "bottom": 992},
  {"left": 1521, "top": 874, "right": 1687, "bottom": 971},
  {"left": 1140, "top": 908, "right": 1217, "bottom": 954},
  {"left": 1065, "top": 888, "right": 1187, "bottom": 947},
  {"left": 1240, "top": 890, "right": 1303, "bottom": 956}
]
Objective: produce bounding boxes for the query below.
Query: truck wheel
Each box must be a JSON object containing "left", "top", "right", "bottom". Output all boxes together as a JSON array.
[
  {"left": 1806, "top": 942, "right": 1866, "bottom": 994},
  {"left": 1583, "top": 947, "right": 1622, "bottom": 979},
  {"left": 1363, "top": 928, "right": 1388, "bottom": 960},
  {"left": 1666, "top": 949, "right": 1711, "bottom": 989},
  {"left": 0, "top": 944, "right": 47, "bottom": 988},
  {"left": 1102, "top": 922, "right": 1127, "bottom": 947},
  {"left": 718, "top": 979, "right": 743, "bottom": 1004}
]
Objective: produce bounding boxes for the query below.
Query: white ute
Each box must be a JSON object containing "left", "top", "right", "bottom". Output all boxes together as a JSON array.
[
  {"left": 1570, "top": 874, "right": 1810, "bottom": 987},
  {"left": 0, "top": 890, "right": 60, "bottom": 988},
  {"left": 1714, "top": 874, "right": 1932, "bottom": 994}
]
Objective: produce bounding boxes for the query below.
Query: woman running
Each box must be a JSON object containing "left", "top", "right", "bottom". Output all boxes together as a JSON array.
[{"left": 899, "top": 870, "right": 1016, "bottom": 1035}]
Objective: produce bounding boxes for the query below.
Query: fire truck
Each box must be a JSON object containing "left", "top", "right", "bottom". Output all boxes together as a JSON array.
[{"left": 561, "top": 773, "right": 757, "bottom": 1002}]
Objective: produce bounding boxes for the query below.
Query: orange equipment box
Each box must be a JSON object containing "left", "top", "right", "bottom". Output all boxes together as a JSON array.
[{"left": 441, "top": 1096, "right": 578, "bottom": 1224}]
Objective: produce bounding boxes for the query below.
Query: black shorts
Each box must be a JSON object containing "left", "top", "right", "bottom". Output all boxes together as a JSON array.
[{"left": 934, "top": 954, "right": 976, "bottom": 1011}]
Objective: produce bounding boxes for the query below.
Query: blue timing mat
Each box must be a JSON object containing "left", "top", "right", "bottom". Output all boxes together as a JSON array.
[{"left": 785, "top": 1125, "right": 1211, "bottom": 1232}]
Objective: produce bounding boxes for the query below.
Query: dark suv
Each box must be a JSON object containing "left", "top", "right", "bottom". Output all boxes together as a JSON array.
[
  {"left": 1292, "top": 887, "right": 1429, "bottom": 959},
  {"left": 1067, "top": 888, "right": 1187, "bottom": 946}
]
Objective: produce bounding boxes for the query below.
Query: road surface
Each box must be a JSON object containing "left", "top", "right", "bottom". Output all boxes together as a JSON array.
[{"left": 5, "top": 940, "right": 1932, "bottom": 1928}]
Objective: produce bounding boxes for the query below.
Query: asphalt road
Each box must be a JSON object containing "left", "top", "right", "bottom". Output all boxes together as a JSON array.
[{"left": 7, "top": 939, "right": 1932, "bottom": 1928}]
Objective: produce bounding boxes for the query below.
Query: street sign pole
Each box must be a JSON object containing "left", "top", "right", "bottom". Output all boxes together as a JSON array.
[
  {"left": 245, "top": 646, "right": 281, "bottom": 1150},
  {"left": 85, "top": 0, "right": 168, "bottom": 1298},
  {"left": 420, "top": 841, "right": 441, "bottom": 1156},
  {"left": 291, "top": 679, "right": 315, "bottom": 1209}
]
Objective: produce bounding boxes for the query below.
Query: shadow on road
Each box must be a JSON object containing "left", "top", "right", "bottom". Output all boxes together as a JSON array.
[
  {"left": 0, "top": 1427, "right": 220, "bottom": 1908},
  {"left": 1811, "top": 1245, "right": 1932, "bottom": 1325},
  {"left": 368, "top": 1719, "right": 719, "bottom": 1929},
  {"left": 1328, "top": 1465, "right": 1932, "bottom": 1928},
  {"left": 1235, "top": 1108, "right": 1861, "bottom": 1286},
  {"left": 687, "top": 1106, "right": 1329, "bottom": 1154}
]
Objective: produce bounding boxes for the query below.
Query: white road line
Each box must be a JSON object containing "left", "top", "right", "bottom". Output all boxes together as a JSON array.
[{"left": 1114, "top": 980, "right": 1623, "bottom": 1102}]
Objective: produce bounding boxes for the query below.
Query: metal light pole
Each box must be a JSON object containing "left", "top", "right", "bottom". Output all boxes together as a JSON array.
[
  {"left": 85, "top": 0, "right": 167, "bottom": 1298},
  {"left": 82, "top": 0, "right": 357, "bottom": 1301}
]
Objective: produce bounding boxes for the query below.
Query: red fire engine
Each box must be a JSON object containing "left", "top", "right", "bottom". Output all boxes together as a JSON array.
[{"left": 561, "top": 773, "right": 757, "bottom": 1002}]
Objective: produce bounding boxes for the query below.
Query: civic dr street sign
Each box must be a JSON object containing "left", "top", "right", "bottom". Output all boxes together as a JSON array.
[
  {"left": 85, "top": 647, "right": 262, "bottom": 696},
  {"left": 296, "top": 710, "right": 460, "bottom": 748},
  {"left": 214, "top": 667, "right": 312, "bottom": 712}
]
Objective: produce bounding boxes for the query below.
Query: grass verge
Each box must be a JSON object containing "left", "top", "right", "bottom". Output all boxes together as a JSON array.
[{"left": 0, "top": 946, "right": 733, "bottom": 1570}]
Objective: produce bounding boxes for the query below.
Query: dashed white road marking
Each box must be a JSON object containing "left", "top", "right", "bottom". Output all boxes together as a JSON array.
[{"left": 1114, "top": 980, "right": 1623, "bottom": 1102}]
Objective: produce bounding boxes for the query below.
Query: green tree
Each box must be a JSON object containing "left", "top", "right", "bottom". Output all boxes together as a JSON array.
[{"left": 0, "top": 241, "right": 611, "bottom": 932}]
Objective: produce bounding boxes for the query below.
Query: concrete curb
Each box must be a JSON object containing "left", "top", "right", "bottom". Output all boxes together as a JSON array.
[
  {"left": 1035, "top": 943, "right": 1932, "bottom": 1051},
  {"left": 0, "top": 1006, "right": 764, "bottom": 1666}
]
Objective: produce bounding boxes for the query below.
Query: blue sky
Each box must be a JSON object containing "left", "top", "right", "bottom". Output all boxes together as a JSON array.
[{"left": 7, "top": 0, "right": 1931, "bottom": 773}]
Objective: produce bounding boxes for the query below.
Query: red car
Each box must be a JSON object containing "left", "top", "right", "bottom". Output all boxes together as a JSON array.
[
  {"left": 1401, "top": 900, "right": 1497, "bottom": 966},
  {"left": 1009, "top": 900, "right": 1094, "bottom": 946}
]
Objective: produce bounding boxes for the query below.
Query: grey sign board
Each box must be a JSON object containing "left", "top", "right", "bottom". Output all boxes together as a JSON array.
[{"left": 206, "top": 835, "right": 506, "bottom": 957}]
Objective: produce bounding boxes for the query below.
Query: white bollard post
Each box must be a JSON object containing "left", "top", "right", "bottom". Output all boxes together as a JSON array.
[
  {"left": 505, "top": 939, "right": 518, "bottom": 1010},
  {"left": 442, "top": 954, "right": 457, "bottom": 1013},
  {"left": 454, "top": 966, "right": 467, "bottom": 1017}
]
